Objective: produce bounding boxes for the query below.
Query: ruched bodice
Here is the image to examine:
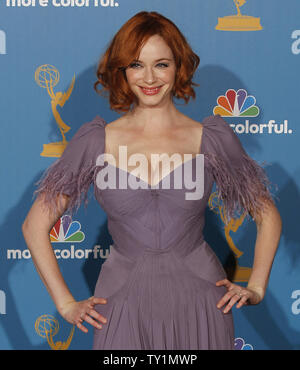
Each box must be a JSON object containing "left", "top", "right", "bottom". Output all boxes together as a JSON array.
[{"left": 34, "top": 114, "right": 275, "bottom": 350}]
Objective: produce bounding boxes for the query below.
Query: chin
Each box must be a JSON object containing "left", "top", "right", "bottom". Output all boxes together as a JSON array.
[
  {"left": 133, "top": 89, "right": 171, "bottom": 105},
  {"left": 139, "top": 97, "right": 166, "bottom": 106}
]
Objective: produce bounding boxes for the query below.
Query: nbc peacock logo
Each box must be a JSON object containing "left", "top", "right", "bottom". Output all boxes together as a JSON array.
[
  {"left": 212, "top": 88, "right": 291, "bottom": 135},
  {"left": 11, "top": 215, "right": 110, "bottom": 260},
  {"left": 213, "top": 89, "right": 259, "bottom": 117},
  {"left": 49, "top": 214, "right": 110, "bottom": 260},
  {"left": 234, "top": 337, "right": 254, "bottom": 350},
  {"left": 50, "top": 214, "right": 85, "bottom": 243}
]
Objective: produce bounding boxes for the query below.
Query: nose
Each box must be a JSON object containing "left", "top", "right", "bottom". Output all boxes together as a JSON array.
[{"left": 143, "top": 66, "right": 157, "bottom": 84}]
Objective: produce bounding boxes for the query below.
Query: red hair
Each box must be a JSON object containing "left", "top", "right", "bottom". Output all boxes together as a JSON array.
[{"left": 94, "top": 11, "right": 200, "bottom": 113}]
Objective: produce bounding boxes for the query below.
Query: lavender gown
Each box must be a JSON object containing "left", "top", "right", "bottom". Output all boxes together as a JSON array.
[{"left": 34, "top": 114, "right": 274, "bottom": 350}]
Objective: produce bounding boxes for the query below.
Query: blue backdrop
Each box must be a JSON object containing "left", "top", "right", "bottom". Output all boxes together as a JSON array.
[{"left": 0, "top": 0, "right": 299, "bottom": 350}]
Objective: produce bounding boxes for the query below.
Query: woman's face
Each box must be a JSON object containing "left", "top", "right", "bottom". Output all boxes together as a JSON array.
[{"left": 125, "top": 34, "right": 176, "bottom": 108}]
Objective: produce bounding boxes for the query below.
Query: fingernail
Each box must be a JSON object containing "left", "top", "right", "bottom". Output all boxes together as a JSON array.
[{"left": 98, "top": 324, "right": 102, "bottom": 329}]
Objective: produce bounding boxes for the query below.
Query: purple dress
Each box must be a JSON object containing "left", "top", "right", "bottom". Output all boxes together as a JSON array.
[{"left": 34, "top": 114, "right": 274, "bottom": 350}]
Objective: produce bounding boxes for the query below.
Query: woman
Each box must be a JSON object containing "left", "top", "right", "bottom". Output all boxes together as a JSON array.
[{"left": 22, "top": 11, "right": 282, "bottom": 350}]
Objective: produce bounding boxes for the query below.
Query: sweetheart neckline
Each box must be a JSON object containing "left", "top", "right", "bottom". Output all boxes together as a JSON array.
[
  {"left": 105, "top": 156, "right": 200, "bottom": 189},
  {"left": 102, "top": 122, "right": 205, "bottom": 188}
]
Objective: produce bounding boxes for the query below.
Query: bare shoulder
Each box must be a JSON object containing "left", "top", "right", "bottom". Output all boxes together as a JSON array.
[
  {"left": 176, "top": 115, "right": 203, "bottom": 138},
  {"left": 104, "top": 116, "right": 132, "bottom": 150},
  {"left": 181, "top": 115, "right": 203, "bottom": 129},
  {"left": 105, "top": 116, "right": 130, "bottom": 137},
  {"left": 105, "top": 116, "right": 127, "bottom": 130},
  {"left": 175, "top": 115, "right": 204, "bottom": 153}
]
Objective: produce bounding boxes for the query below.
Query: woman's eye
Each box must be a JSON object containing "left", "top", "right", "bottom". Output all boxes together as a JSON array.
[
  {"left": 128, "top": 62, "right": 169, "bottom": 68},
  {"left": 129, "top": 62, "right": 141, "bottom": 68}
]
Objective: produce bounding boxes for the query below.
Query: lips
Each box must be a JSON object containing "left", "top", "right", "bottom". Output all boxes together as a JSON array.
[{"left": 139, "top": 86, "right": 162, "bottom": 95}]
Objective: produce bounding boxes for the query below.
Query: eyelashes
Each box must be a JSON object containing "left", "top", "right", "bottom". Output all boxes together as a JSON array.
[{"left": 128, "top": 62, "right": 169, "bottom": 69}]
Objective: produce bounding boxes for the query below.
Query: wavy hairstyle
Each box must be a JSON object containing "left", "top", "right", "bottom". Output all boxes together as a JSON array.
[{"left": 94, "top": 11, "right": 200, "bottom": 113}]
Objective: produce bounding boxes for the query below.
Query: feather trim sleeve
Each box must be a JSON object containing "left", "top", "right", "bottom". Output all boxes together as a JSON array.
[
  {"left": 32, "top": 115, "right": 107, "bottom": 219},
  {"left": 202, "top": 115, "right": 277, "bottom": 224}
]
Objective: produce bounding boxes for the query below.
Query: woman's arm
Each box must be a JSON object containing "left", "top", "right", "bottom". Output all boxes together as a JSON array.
[
  {"left": 22, "top": 193, "right": 75, "bottom": 313},
  {"left": 247, "top": 199, "right": 282, "bottom": 299},
  {"left": 216, "top": 199, "right": 282, "bottom": 313},
  {"left": 22, "top": 192, "right": 108, "bottom": 333}
]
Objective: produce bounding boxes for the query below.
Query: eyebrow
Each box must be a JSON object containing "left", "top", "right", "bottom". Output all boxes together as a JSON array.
[{"left": 132, "top": 58, "right": 173, "bottom": 62}]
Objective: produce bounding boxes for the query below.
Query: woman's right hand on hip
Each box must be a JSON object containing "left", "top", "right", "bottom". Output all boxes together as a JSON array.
[{"left": 58, "top": 296, "right": 108, "bottom": 333}]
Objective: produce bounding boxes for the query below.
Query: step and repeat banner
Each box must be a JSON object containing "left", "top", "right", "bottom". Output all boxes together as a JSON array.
[{"left": 0, "top": 0, "right": 299, "bottom": 350}]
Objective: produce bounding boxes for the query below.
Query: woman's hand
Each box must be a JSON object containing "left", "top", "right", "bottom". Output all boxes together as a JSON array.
[
  {"left": 215, "top": 279, "right": 265, "bottom": 314},
  {"left": 58, "top": 296, "right": 108, "bottom": 333}
]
